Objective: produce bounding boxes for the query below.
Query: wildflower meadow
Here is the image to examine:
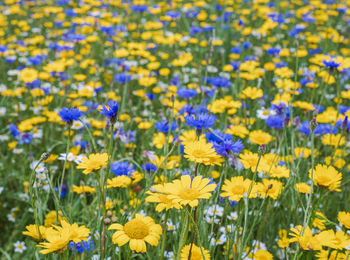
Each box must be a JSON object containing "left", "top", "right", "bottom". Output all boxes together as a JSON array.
[{"left": 1, "top": 0, "right": 350, "bottom": 259}]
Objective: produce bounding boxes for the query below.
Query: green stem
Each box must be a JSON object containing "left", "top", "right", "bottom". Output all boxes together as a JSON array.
[
  {"left": 59, "top": 126, "right": 71, "bottom": 204},
  {"left": 177, "top": 211, "right": 190, "bottom": 260},
  {"left": 160, "top": 210, "right": 169, "bottom": 260},
  {"left": 183, "top": 207, "right": 205, "bottom": 260},
  {"left": 29, "top": 157, "right": 45, "bottom": 240}
]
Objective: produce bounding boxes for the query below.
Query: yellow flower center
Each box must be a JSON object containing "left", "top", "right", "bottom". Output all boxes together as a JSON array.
[
  {"left": 180, "top": 188, "right": 200, "bottom": 200},
  {"left": 192, "top": 149, "right": 207, "bottom": 158},
  {"left": 233, "top": 185, "right": 245, "bottom": 195},
  {"left": 317, "top": 175, "right": 331, "bottom": 185},
  {"left": 191, "top": 249, "right": 202, "bottom": 260},
  {"left": 124, "top": 219, "right": 149, "bottom": 239}
]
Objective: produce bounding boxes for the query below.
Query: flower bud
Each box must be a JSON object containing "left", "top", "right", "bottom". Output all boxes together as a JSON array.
[
  {"left": 40, "top": 152, "right": 50, "bottom": 161},
  {"left": 258, "top": 144, "right": 266, "bottom": 155},
  {"left": 310, "top": 118, "right": 318, "bottom": 132}
]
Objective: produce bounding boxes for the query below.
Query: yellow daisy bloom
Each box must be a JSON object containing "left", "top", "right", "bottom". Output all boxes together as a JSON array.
[
  {"left": 289, "top": 225, "right": 322, "bottom": 251},
  {"left": 105, "top": 176, "right": 132, "bottom": 188},
  {"left": 251, "top": 249, "right": 273, "bottom": 260},
  {"left": 338, "top": 212, "right": 350, "bottom": 229},
  {"left": 108, "top": 214, "right": 162, "bottom": 253},
  {"left": 257, "top": 179, "right": 284, "bottom": 200},
  {"left": 72, "top": 185, "right": 96, "bottom": 194},
  {"left": 77, "top": 153, "right": 108, "bottom": 174},
  {"left": 22, "top": 225, "right": 47, "bottom": 241},
  {"left": 249, "top": 130, "right": 273, "bottom": 145},
  {"left": 165, "top": 175, "right": 217, "bottom": 207},
  {"left": 20, "top": 68, "right": 38, "bottom": 83},
  {"left": 184, "top": 139, "right": 224, "bottom": 166},
  {"left": 37, "top": 220, "right": 90, "bottom": 254},
  {"left": 145, "top": 184, "right": 182, "bottom": 212},
  {"left": 294, "top": 182, "right": 312, "bottom": 194},
  {"left": 309, "top": 164, "right": 342, "bottom": 192},
  {"left": 220, "top": 176, "right": 258, "bottom": 202},
  {"left": 180, "top": 244, "right": 211, "bottom": 260}
]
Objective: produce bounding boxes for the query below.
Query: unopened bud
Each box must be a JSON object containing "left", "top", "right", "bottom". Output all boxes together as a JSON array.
[
  {"left": 107, "top": 211, "right": 113, "bottom": 217},
  {"left": 342, "top": 116, "right": 348, "bottom": 132},
  {"left": 258, "top": 144, "right": 266, "bottom": 155},
  {"left": 310, "top": 118, "right": 318, "bottom": 132},
  {"left": 284, "top": 117, "right": 290, "bottom": 127},
  {"left": 112, "top": 216, "right": 118, "bottom": 222},
  {"left": 40, "top": 152, "right": 50, "bottom": 160},
  {"left": 104, "top": 218, "right": 111, "bottom": 225}
]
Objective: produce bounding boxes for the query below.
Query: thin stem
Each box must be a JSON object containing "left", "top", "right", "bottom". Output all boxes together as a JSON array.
[
  {"left": 160, "top": 210, "right": 169, "bottom": 260},
  {"left": 184, "top": 207, "right": 205, "bottom": 260},
  {"left": 59, "top": 126, "right": 71, "bottom": 202},
  {"left": 29, "top": 158, "right": 45, "bottom": 240}
]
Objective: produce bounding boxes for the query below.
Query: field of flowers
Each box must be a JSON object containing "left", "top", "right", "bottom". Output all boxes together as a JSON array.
[{"left": 1, "top": 0, "right": 350, "bottom": 259}]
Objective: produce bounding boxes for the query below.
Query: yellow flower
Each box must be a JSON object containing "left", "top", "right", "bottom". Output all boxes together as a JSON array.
[
  {"left": 180, "top": 244, "right": 211, "bottom": 260},
  {"left": 321, "top": 134, "right": 345, "bottom": 147},
  {"left": 309, "top": 164, "right": 342, "bottom": 192},
  {"left": 250, "top": 130, "right": 274, "bottom": 145},
  {"left": 108, "top": 214, "right": 162, "bottom": 253},
  {"left": 184, "top": 139, "right": 224, "bottom": 166},
  {"left": 312, "top": 212, "right": 326, "bottom": 230},
  {"left": 225, "top": 124, "right": 249, "bottom": 138},
  {"left": 238, "top": 151, "right": 265, "bottom": 172},
  {"left": 294, "top": 147, "right": 312, "bottom": 158},
  {"left": 145, "top": 184, "right": 182, "bottom": 212},
  {"left": 257, "top": 179, "right": 284, "bottom": 199},
  {"left": 152, "top": 132, "right": 173, "bottom": 149},
  {"left": 179, "top": 130, "right": 205, "bottom": 146},
  {"left": 72, "top": 185, "right": 96, "bottom": 194},
  {"left": 37, "top": 220, "right": 90, "bottom": 254},
  {"left": 220, "top": 176, "right": 258, "bottom": 202},
  {"left": 317, "top": 229, "right": 350, "bottom": 249},
  {"left": 166, "top": 175, "right": 217, "bottom": 207},
  {"left": 20, "top": 68, "right": 38, "bottom": 83},
  {"left": 77, "top": 153, "right": 108, "bottom": 174},
  {"left": 338, "top": 212, "right": 350, "bottom": 229},
  {"left": 240, "top": 86, "right": 263, "bottom": 100},
  {"left": 294, "top": 182, "right": 312, "bottom": 194},
  {"left": 251, "top": 249, "right": 273, "bottom": 260},
  {"left": 106, "top": 176, "right": 132, "bottom": 188},
  {"left": 37, "top": 227, "right": 71, "bottom": 254},
  {"left": 44, "top": 211, "right": 66, "bottom": 227},
  {"left": 269, "top": 165, "right": 290, "bottom": 178},
  {"left": 289, "top": 225, "right": 322, "bottom": 251},
  {"left": 277, "top": 229, "right": 290, "bottom": 248},
  {"left": 23, "top": 225, "right": 47, "bottom": 241}
]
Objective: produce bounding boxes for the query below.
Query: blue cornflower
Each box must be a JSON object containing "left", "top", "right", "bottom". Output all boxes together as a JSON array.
[
  {"left": 213, "top": 139, "right": 244, "bottom": 157},
  {"left": 110, "top": 161, "right": 135, "bottom": 177},
  {"left": 185, "top": 113, "right": 216, "bottom": 130},
  {"left": 177, "top": 87, "right": 197, "bottom": 99},
  {"left": 55, "top": 184, "right": 67, "bottom": 198},
  {"left": 314, "top": 124, "right": 338, "bottom": 135},
  {"left": 114, "top": 73, "right": 131, "bottom": 84},
  {"left": 205, "top": 130, "right": 232, "bottom": 143},
  {"left": 100, "top": 100, "right": 119, "bottom": 122},
  {"left": 265, "top": 115, "right": 285, "bottom": 129},
  {"left": 142, "top": 163, "right": 157, "bottom": 173},
  {"left": 58, "top": 107, "right": 82, "bottom": 124},
  {"left": 154, "top": 120, "right": 177, "bottom": 133},
  {"left": 211, "top": 76, "right": 231, "bottom": 88},
  {"left": 267, "top": 47, "right": 280, "bottom": 56},
  {"left": 322, "top": 59, "right": 341, "bottom": 70},
  {"left": 165, "top": 11, "right": 181, "bottom": 19},
  {"left": 69, "top": 237, "right": 94, "bottom": 253},
  {"left": 9, "top": 123, "right": 20, "bottom": 138}
]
